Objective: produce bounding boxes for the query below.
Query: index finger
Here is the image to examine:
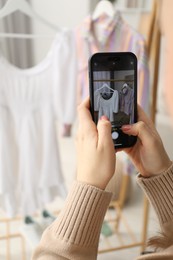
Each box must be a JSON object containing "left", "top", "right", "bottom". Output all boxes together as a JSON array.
[{"left": 78, "top": 96, "right": 96, "bottom": 132}]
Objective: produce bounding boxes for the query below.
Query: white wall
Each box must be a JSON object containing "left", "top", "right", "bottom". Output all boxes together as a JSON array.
[
  {"left": 114, "top": 0, "right": 152, "bottom": 30},
  {"left": 30, "top": 0, "right": 153, "bottom": 64},
  {"left": 30, "top": 0, "right": 90, "bottom": 64}
]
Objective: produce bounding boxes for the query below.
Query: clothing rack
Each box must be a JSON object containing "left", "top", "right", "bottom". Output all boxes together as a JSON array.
[
  {"left": 0, "top": 210, "right": 61, "bottom": 259},
  {"left": 0, "top": 0, "right": 58, "bottom": 39},
  {"left": 98, "top": 0, "right": 161, "bottom": 254},
  {"left": 0, "top": 0, "right": 59, "bottom": 32},
  {"left": 0, "top": 216, "right": 26, "bottom": 260}
]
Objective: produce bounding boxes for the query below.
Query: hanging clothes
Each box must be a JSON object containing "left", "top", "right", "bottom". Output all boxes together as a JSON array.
[
  {"left": 75, "top": 11, "right": 149, "bottom": 112},
  {"left": 94, "top": 90, "right": 119, "bottom": 121},
  {"left": 119, "top": 83, "right": 134, "bottom": 123},
  {"left": 0, "top": 29, "right": 76, "bottom": 217}
]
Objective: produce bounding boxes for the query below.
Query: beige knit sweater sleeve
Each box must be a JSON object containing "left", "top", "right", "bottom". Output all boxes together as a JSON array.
[
  {"left": 136, "top": 162, "right": 173, "bottom": 260},
  {"left": 32, "top": 163, "right": 173, "bottom": 260},
  {"left": 137, "top": 163, "right": 173, "bottom": 238},
  {"left": 32, "top": 181, "right": 112, "bottom": 260}
]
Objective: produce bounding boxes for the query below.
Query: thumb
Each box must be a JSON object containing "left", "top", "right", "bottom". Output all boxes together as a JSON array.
[{"left": 97, "top": 116, "right": 113, "bottom": 148}]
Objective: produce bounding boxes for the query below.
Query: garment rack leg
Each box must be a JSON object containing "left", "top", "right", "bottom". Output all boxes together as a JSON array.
[
  {"left": 6, "top": 220, "right": 10, "bottom": 260},
  {"left": 140, "top": 196, "right": 149, "bottom": 252}
]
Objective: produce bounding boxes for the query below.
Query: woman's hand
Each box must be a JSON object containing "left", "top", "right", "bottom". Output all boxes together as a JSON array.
[
  {"left": 121, "top": 105, "right": 172, "bottom": 178},
  {"left": 76, "top": 97, "right": 115, "bottom": 190}
]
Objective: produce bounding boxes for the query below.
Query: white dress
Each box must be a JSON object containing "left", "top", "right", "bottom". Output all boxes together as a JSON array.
[{"left": 0, "top": 30, "right": 77, "bottom": 217}]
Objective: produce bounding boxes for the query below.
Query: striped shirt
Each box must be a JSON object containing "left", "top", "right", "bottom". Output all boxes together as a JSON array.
[{"left": 75, "top": 12, "right": 149, "bottom": 112}]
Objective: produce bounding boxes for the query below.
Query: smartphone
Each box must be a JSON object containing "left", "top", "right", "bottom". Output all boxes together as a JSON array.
[{"left": 89, "top": 52, "right": 137, "bottom": 149}]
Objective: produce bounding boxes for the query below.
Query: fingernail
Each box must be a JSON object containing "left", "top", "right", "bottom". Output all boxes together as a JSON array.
[
  {"left": 122, "top": 125, "right": 132, "bottom": 131},
  {"left": 100, "top": 115, "right": 109, "bottom": 121}
]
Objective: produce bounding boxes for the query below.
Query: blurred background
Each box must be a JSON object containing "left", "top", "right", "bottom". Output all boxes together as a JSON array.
[{"left": 0, "top": 0, "right": 173, "bottom": 259}]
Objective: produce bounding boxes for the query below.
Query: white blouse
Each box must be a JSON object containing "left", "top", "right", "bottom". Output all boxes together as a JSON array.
[{"left": 94, "top": 90, "right": 119, "bottom": 122}]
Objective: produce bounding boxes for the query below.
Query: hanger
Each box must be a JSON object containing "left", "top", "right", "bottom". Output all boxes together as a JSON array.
[
  {"left": 96, "top": 83, "right": 114, "bottom": 92},
  {"left": 122, "top": 82, "right": 133, "bottom": 89},
  {"left": 0, "top": 0, "right": 59, "bottom": 38},
  {"left": 92, "top": 0, "right": 115, "bottom": 20}
]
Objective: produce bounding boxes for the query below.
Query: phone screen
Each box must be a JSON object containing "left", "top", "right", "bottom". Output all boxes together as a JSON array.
[{"left": 89, "top": 52, "right": 137, "bottom": 148}]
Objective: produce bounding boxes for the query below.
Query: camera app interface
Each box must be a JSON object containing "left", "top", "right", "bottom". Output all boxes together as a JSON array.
[{"left": 93, "top": 69, "right": 135, "bottom": 146}]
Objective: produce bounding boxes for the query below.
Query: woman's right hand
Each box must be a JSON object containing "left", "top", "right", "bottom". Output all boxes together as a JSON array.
[{"left": 121, "top": 106, "right": 172, "bottom": 178}]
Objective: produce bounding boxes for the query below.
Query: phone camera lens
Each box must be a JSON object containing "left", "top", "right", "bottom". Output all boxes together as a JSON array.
[{"left": 94, "top": 62, "right": 97, "bottom": 66}]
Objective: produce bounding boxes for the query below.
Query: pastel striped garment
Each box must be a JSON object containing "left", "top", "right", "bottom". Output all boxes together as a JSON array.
[{"left": 75, "top": 12, "right": 149, "bottom": 112}]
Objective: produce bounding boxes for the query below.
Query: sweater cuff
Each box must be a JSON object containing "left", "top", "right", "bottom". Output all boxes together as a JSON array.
[
  {"left": 50, "top": 181, "right": 112, "bottom": 248},
  {"left": 136, "top": 162, "right": 173, "bottom": 224}
]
